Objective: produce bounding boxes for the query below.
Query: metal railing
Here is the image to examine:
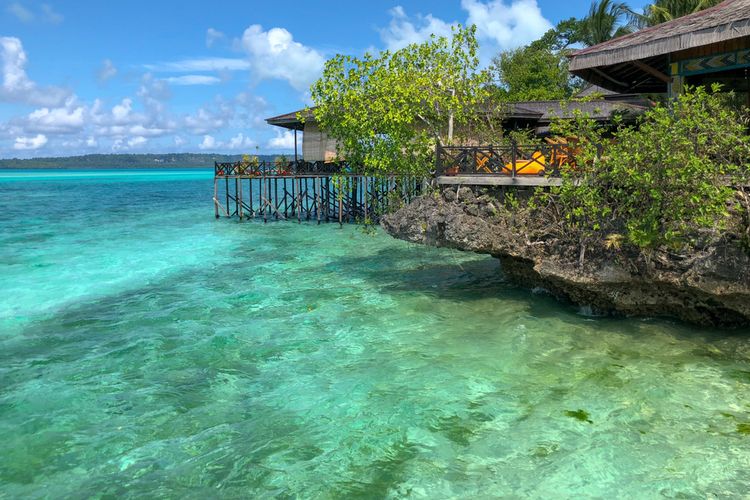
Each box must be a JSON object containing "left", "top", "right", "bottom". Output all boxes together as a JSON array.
[{"left": 435, "top": 143, "right": 579, "bottom": 177}]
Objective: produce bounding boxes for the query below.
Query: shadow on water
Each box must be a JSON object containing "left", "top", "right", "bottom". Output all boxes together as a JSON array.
[{"left": 312, "top": 244, "right": 750, "bottom": 341}]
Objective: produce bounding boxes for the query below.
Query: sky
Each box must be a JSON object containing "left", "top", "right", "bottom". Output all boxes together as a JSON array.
[{"left": 0, "top": 0, "right": 650, "bottom": 158}]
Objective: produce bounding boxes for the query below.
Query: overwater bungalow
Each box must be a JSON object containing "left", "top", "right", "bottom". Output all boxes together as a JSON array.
[{"left": 569, "top": 0, "right": 750, "bottom": 99}]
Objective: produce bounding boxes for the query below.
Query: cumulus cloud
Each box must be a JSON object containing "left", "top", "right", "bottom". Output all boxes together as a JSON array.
[
  {"left": 98, "top": 59, "right": 117, "bottom": 83},
  {"left": 26, "top": 102, "right": 85, "bottom": 133},
  {"left": 164, "top": 75, "right": 221, "bottom": 85},
  {"left": 379, "top": 1, "right": 552, "bottom": 64},
  {"left": 0, "top": 37, "right": 69, "bottom": 106},
  {"left": 127, "top": 136, "right": 147, "bottom": 147},
  {"left": 462, "top": 0, "right": 551, "bottom": 50},
  {"left": 379, "top": 6, "right": 453, "bottom": 51},
  {"left": 206, "top": 28, "right": 225, "bottom": 48},
  {"left": 226, "top": 132, "right": 255, "bottom": 150},
  {"left": 240, "top": 24, "right": 325, "bottom": 92},
  {"left": 14, "top": 133, "right": 47, "bottom": 150},
  {"left": 111, "top": 98, "right": 133, "bottom": 122},
  {"left": 267, "top": 129, "right": 299, "bottom": 150},
  {"left": 198, "top": 135, "right": 216, "bottom": 150}
]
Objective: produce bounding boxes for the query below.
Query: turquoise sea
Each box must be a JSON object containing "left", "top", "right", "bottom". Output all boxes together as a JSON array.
[{"left": 2, "top": 169, "right": 750, "bottom": 498}]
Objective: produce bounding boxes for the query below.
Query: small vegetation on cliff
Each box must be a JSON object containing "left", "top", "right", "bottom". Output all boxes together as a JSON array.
[{"left": 532, "top": 85, "right": 750, "bottom": 259}]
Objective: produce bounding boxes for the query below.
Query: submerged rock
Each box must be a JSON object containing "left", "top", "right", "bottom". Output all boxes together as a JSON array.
[{"left": 381, "top": 188, "right": 750, "bottom": 327}]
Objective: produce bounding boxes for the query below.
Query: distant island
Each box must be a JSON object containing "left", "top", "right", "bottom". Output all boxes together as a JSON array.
[{"left": 0, "top": 153, "right": 283, "bottom": 169}]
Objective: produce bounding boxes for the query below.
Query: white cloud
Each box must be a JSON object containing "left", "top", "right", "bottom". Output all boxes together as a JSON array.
[
  {"left": 0, "top": 36, "right": 69, "bottom": 106},
  {"left": 86, "top": 136, "right": 97, "bottom": 147},
  {"left": 379, "top": 6, "right": 453, "bottom": 51},
  {"left": 240, "top": 24, "right": 325, "bottom": 92},
  {"left": 127, "top": 136, "right": 147, "bottom": 147},
  {"left": 14, "top": 133, "right": 47, "bottom": 150},
  {"left": 98, "top": 59, "right": 117, "bottom": 83},
  {"left": 227, "top": 132, "right": 254, "bottom": 150},
  {"left": 462, "top": 0, "right": 551, "bottom": 51},
  {"left": 174, "top": 136, "right": 186, "bottom": 146},
  {"left": 146, "top": 57, "right": 251, "bottom": 72},
  {"left": 41, "top": 3, "right": 63, "bottom": 24},
  {"left": 267, "top": 129, "right": 298, "bottom": 150},
  {"left": 7, "top": 2, "right": 33, "bottom": 22},
  {"left": 198, "top": 135, "right": 216, "bottom": 150},
  {"left": 111, "top": 98, "right": 133, "bottom": 122},
  {"left": 6, "top": 2, "right": 63, "bottom": 23},
  {"left": 164, "top": 75, "right": 221, "bottom": 85},
  {"left": 206, "top": 28, "right": 225, "bottom": 48},
  {"left": 27, "top": 103, "right": 85, "bottom": 133},
  {"left": 379, "top": 1, "right": 552, "bottom": 64}
]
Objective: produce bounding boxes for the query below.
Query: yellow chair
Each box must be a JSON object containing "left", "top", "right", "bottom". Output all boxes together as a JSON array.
[{"left": 504, "top": 151, "right": 546, "bottom": 175}]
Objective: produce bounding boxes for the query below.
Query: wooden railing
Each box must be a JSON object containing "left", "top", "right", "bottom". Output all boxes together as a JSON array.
[
  {"left": 215, "top": 160, "right": 348, "bottom": 176},
  {"left": 435, "top": 143, "right": 580, "bottom": 177}
]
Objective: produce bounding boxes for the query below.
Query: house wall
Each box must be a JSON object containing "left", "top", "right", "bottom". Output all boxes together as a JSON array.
[{"left": 302, "top": 122, "right": 338, "bottom": 162}]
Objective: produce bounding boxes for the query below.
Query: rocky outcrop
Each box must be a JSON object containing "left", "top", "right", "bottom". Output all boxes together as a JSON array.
[{"left": 382, "top": 187, "right": 750, "bottom": 327}]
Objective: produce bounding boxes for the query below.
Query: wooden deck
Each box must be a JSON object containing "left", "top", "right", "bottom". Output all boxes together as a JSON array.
[{"left": 436, "top": 175, "right": 562, "bottom": 186}]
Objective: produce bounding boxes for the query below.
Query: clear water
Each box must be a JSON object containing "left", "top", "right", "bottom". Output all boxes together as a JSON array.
[{"left": 2, "top": 169, "right": 750, "bottom": 498}]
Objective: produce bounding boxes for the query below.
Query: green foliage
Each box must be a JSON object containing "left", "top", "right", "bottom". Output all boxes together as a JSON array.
[
  {"left": 629, "top": 0, "right": 722, "bottom": 28},
  {"left": 543, "top": 86, "right": 750, "bottom": 251},
  {"left": 310, "top": 25, "right": 489, "bottom": 176},
  {"left": 581, "top": 0, "right": 633, "bottom": 46},
  {"left": 490, "top": 45, "right": 574, "bottom": 101},
  {"left": 530, "top": 17, "right": 586, "bottom": 52}
]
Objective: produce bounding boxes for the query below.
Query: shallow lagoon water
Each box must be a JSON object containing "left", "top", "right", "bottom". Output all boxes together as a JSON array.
[{"left": 1, "top": 169, "right": 750, "bottom": 497}]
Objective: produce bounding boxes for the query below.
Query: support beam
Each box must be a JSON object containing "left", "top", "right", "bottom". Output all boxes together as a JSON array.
[
  {"left": 591, "top": 67, "right": 628, "bottom": 89},
  {"left": 633, "top": 60, "right": 671, "bottom": 84}
]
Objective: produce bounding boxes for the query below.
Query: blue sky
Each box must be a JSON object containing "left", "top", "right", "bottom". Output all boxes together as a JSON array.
[{"left": 0, "top": 0, "right": 649, "bottom": 158}]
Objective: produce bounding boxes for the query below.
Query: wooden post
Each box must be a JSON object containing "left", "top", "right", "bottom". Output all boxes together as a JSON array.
[
  {"left": 249, "top": 178, "right": 254, "bottom": 217},
  {"left": 225, "top": 177, "right": 229, "bottom": 217},
  {"left": 316, "top": 177, "right": 321, "bottom": 225},
  {"left": 213, "top": 177, "right": 219, "bottom": 219},
  {"left": 237, "top": 176, "right": 243, "bottom": 220},
  {"left": 297, "top": 176, "right": 302, "bottom": 224},
  {"left": 262, "top": 171, "right": 267, "bottom": 223},
  {"left": 283, "top": 178, "right": 288, "bottom": 218},
  {"left": 363, "top": 176, "right": 368, "bottom": 222},
  {"left": 294, "top": 128, "right": 298, "bottom": 162}
]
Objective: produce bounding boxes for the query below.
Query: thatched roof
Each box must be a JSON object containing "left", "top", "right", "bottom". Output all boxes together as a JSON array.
[
  {"left": 267, "top": 96, "right": 650, "bottom": 135},
  {"left": 569, "top": 0, "right": 750, "bottom": 92}
]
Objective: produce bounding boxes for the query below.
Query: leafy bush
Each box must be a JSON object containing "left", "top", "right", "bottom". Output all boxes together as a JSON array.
[{"left": 542, "top": 85, "right": 750, "bottom": 251}]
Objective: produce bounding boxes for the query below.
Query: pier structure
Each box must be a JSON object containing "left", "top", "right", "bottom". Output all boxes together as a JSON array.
[{"left": 213, "top": 160, "right": 423, "bottom": 224}]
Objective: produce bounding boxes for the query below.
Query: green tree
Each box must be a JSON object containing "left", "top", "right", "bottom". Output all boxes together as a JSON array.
[
  {"left": 581, "top": 0, "right": 633, "bottom": 46},
  {"left": 629, "top": 0, "right": 722, "bottom": 28},
  {"left": 309, "top": 25, "right": 488, "bottom": 175},
  {"left": 491, "top": 18, "right": 585, "bottom": 101},
  {"left": 491, "top": 46, "right": 575, "bottom": 101},
  {"left": 530, "top": 17, "right": 586, "bottom": 52}
]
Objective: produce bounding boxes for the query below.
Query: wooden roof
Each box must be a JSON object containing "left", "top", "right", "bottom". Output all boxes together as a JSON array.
[
  {"left": 569, "top": 0, "right": 750, "bottom": 92},
  {"left": 265, "top": 109, "right": 313, "bottom": 130},
  {"left": 266, "top": 95, "right": 650, "bottom": 133}
]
